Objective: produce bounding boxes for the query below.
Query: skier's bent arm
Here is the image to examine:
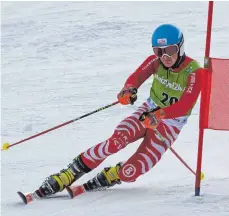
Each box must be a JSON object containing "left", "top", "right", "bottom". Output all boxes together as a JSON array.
[
  {"left": 162, "top": 68, "right": 203, "bottom": 119},
  {"left": 117, "top": 55, "right": 158, "bottom": 105},
  {"left": 124, "top": 55, "right": 158, "bottom": 89}
]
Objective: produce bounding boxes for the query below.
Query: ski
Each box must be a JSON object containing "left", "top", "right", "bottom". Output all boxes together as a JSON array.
[
  {"left": 18, "top": 173, "right": 110, "bottom": 204},
  {"left": 65, "top": 185, "right": 87, "bottom": 198},
  {"left": 17, "top": 191, "right": 38, "bottom": 204},
  {"left": 65, "top": 177, "right": 109, "bottom": 199},
  {"left": 17, "top": 187, "right": 80, "bottom": 204},
  {"left": 18, "top": 185, "right": 107, "bottom": 204}
]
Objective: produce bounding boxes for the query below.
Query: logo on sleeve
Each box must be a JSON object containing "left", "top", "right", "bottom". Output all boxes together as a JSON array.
[{"left": 187, "top": 73, "right": 196, "bottom": 93}]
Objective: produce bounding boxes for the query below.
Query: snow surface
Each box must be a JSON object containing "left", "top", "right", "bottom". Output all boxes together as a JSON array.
[{"left": 1, "top": 2, "right": 229, "bottom": 216}]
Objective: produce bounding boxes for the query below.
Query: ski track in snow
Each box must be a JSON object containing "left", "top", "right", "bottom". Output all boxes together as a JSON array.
[{"left": 1, "top": 2, "right": 229, "bottom": 216}]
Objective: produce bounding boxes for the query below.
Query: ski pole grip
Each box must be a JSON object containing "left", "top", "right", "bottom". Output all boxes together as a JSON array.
[
  {"left": 139, "top": 112, "right": 148, "bottom": 121},
  {"left": 139, "top": 106, "right": 161, "bottom": 121}
]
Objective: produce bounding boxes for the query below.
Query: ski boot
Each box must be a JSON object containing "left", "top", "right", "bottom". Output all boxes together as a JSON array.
[
  {"left": 83, "top": 162, "right": 124, "bottom": 192},
  {"left": 35, "top": 155, "right": 91, "bottom": 198}
]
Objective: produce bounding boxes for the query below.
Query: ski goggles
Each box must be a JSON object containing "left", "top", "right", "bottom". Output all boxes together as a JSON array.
[{"left": 153, "top": 44, "right": 179, "bottom": 57}]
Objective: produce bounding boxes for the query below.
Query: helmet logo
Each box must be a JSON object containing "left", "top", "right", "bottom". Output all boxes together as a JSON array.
[{"left": 157, "top": 38, "right": 167, "bottom": 46}]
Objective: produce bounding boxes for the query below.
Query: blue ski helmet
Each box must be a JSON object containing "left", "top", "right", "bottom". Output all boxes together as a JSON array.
[{"left": 151, "top": 24, "right": 184, "bottom": 57}]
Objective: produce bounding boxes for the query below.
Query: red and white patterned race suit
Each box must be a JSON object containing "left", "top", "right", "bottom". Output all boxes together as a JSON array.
[{"left": 81, "top": 99, "right": 187, "bottom": 182}]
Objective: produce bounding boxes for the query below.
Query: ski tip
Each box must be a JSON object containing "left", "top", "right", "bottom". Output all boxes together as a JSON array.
[
  {"left": 65, "top": 186, "right": 74, "bottom": 199},
  {"left": 17, "top": 191, "right": 28, "bottom": 204}
]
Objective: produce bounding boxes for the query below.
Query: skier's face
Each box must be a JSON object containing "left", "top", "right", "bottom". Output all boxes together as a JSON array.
[{"left": 160, "top": 53, "right": 178, "bottom": 68}]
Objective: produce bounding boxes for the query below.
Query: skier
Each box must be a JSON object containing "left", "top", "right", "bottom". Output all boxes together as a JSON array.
[{"left": 33, "top": 24, "right": 203, "bottom": 198}]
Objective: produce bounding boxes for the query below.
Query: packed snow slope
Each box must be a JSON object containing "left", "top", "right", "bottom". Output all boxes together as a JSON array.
[{"left": 1, "top": 2, "right": 229, "bottom": 216}]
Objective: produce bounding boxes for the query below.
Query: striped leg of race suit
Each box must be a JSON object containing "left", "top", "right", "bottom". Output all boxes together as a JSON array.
[
  {"left": 118, "top": 122, "right": 182, "bottom": 182},
  {"left": 81, "top": 98, "right": 188, "bottom": 182},
  {"left": 81, "top": 102, "right": 149, "bottom": 169}
]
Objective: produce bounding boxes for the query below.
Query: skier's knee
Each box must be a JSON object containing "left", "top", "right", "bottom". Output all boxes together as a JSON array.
[{"left": 118, "top": 163, "right": 139, "bottom": 183}]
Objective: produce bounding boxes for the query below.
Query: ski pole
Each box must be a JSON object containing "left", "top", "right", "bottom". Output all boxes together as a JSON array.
[
  {"left": 169, "top": 146, "right": 196, "bottom": 175},
  {"left": 2, "top": 101, "right": 119, "bottom": 151},
  {"left": 154, "top": 130, "right": 204, "bottom": 180},
  {"left": 169, "top": 146, "right": 204, "bottom": 180}
]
